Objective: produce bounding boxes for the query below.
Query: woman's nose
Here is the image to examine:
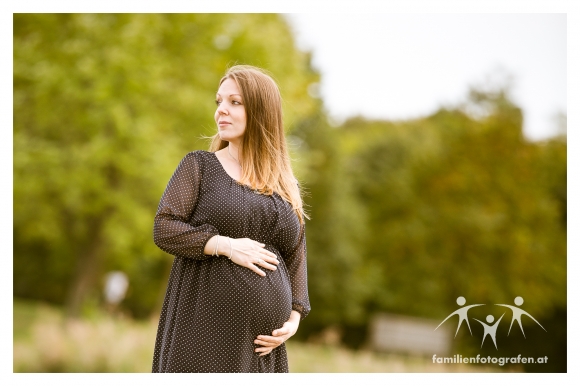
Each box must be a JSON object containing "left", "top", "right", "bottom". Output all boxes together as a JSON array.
[{"left": 217, "top": 103, "right": 228, "bottom": 115}]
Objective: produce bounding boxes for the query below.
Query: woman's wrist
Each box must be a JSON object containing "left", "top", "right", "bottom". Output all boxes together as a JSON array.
[
  {"left": 286, "top": 311, "right": 301, "bottom": 335},
  {"left": 217, "top": 236, "right": 232, "bottom": 257},
  {"left": 204, "top": 235, "right": 230, "bottom": 257},
  {"left": 289, "top": 310, "right": 301, "bottom": 325}
]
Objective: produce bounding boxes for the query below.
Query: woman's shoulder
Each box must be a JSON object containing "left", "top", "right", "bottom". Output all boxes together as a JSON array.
[
  {"left": 185, "top": 149, "right": 212, "bottom": 157},
  {"left": 174, "top": 151, "right": 215, "bottom": 174},
  {"left": 182, "top": 150, "right": 214, "bottom": 163}
]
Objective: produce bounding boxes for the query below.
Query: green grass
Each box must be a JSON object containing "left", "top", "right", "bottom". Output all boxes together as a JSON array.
[
  {"left": 14, "top": 298, "right": 158, "bottom": 372},
  {"left": 13, "top": 298, "right": 507, "bottom": 373},
  {"left": 13, "top": 299, "right": 40, "bottom": 340}
]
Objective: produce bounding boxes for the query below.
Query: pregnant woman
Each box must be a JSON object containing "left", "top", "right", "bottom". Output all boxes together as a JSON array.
[{"left": 151, "top": 65, "right": 311, "bottom": 373}]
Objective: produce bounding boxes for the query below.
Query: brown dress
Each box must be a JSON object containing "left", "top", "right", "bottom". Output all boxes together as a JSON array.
[{"left": 151, "top": 150, "right": 310, "bottom": 373}]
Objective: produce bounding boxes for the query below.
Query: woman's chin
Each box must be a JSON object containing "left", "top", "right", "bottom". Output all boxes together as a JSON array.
[{"left": 218, "top": 134, "right": 242, "bottom": 143}]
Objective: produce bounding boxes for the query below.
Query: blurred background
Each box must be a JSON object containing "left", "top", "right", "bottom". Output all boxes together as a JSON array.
[{"left": 13, "top": 13, "right": 566, "bottom": 372}]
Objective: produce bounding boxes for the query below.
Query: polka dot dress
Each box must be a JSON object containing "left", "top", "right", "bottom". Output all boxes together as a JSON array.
[{"left": 151, "top": 151, "right": 310, "bottom": 373}]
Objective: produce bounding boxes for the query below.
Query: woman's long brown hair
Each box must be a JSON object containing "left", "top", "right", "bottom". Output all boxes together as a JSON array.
[{"left": 209, "top": 65, "right": 307, "bottom": 224}]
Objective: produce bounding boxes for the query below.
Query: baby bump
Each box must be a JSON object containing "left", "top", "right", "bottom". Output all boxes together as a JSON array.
[{"left": 206, "top": 252, "right": 293, "bottom": 333}]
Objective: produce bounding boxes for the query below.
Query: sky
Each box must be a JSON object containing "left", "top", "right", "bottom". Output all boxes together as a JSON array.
[{"left": 284, "top": 13, "right": 566, "bottom": 141}]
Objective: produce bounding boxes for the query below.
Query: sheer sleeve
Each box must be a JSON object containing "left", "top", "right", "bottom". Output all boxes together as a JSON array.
[
  {"left": 279, "top": 218, "right": 311, "bottom": 320},
  {"left": 153, "top": 151, "right": 219, "bottom": 259}
]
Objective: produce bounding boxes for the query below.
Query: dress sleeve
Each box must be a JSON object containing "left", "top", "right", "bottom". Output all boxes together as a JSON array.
[
  {"left": 153, "top": 152, "right": 219, "bottom": 259},
  {"left": 282, "top": 220, "right": 311, "bottom": 320}
]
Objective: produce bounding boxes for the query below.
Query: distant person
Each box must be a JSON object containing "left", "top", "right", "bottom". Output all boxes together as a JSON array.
[
  {"left": 151, "top": 65, "right": 310, "bottom": 373},
  {"left": 103, "top": 271, "right": 129, "bottom": 315},
  {"left": 435, "top": 296, "right": 484, "bottom": 337}
]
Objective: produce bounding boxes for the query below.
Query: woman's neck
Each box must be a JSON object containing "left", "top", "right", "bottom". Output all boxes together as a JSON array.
[{"left": 227, "top": 142, "right": 242, "bottom": 165}]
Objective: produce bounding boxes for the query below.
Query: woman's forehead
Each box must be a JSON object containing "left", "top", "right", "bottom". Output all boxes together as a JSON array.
[{"left": 217, "top": 78, "right": 241, "bottom": 96}]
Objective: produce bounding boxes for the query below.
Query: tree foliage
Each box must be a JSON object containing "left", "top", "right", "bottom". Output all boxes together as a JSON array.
[
  {"left": 13, "top": 13, "right": 319, "bottom": 317},
  {"left": 295, "top": 86, "right": 566, "bottom": 369}
]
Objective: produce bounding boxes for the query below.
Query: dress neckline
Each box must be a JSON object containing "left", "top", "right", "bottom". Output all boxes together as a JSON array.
[
  {"left": 209, "top": 151, "right": 280, "bottom": 198},
  {"left": 210, "top": 151, "right": 242, "bottom": 183}
]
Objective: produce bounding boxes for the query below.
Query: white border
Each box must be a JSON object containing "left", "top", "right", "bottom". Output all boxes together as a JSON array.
[{"left": 4, "top": 0, "right": 577, "bottom": 383}]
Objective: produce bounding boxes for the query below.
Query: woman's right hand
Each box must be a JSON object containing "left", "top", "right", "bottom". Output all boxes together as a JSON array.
[{"left": 220, "top": 237, "right": 279, "bottom": 276}]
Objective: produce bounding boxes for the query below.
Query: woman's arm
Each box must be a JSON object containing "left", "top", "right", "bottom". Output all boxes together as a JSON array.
[
  {"left": 154, "top": 151, "right": 281, "bottom": 273},
  {"left": 284, "top": 220, "right": 311, "bottom": 320},
  {"left": 254, "top": 215, "right": 311, "bottom": 355},
  {"left": 153, "top": 152, "right": 219, "bottom": 259}
]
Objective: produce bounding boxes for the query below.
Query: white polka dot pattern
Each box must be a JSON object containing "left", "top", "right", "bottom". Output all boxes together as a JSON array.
[{"left": 151, "top": 151, "right": 310, "bottom": 373}]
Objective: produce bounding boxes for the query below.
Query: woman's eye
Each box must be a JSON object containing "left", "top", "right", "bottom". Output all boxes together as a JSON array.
[
  {"left": 215, "top": 100, "right": 221, "bottom": 106},
  {"left": 232, "top": 100, "right": 241, "bottom": 105}
]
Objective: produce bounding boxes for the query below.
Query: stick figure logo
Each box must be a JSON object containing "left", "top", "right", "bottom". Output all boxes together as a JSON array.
[
  {"left": 436, "top": 295, "right": 547, "bottom": 349},
  {"left": 495, "top": 296, "right": 546, "bottom": 338},
  {"left": 473, "top": 313, "right": 505, "bottom": 350},
  {"left": 435, "top": 296, "right": 484, "bottom": 337}
]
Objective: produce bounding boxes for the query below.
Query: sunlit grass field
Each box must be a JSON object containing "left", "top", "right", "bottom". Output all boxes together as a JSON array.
[{"left": 13, "top": 298, "right": 505, "bottom": 373}]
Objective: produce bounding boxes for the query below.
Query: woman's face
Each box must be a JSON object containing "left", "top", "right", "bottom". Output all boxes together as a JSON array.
[{"left": 215, "top": 78, "right": 247, "bottom": 145}]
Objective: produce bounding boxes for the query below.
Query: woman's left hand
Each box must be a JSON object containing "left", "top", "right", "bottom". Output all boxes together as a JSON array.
[{"left": 254, "top": 311, "right": 301, "bottom": 356}]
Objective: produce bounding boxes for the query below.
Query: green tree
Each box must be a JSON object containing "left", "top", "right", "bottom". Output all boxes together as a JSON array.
[
  {"left": 296, "top": 84, "right": 565, "bottom": 364},
  {"left": 13, "top": 13, "right": 319, "bottom": 317}
]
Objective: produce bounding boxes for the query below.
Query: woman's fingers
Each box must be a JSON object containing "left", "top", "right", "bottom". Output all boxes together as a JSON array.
[
  {"left": 255, "top": 334, "right": 285, "bottom": 345},
  {"left": 230, "top": 238, "right": 280, "bottom": 276},
  {"left": 257, "top": 347, "right": 273, "bottom": 356},
  {"left": 249, "top": 265, "right": 266, "bottom": 277},
  {"left": 254, "top": 338, "right": 278, "bottom": 347},
  {"left": 255, "top": 258, "right": 277, "bottom": 271},
  {"left": 260, "top": 252, "right": 279, "bottom": 265},
  {"left": 258, "top": 251, "right": 278, "bottom": 264},
  {"left": 254, "top": 319, "right": 300, "bottom": 355},
  {"left": 254, "top": 334, "right": 285, "bottom": 355},
  {"left": 253, "top": 241, "right": 279, "bottom": 260}
]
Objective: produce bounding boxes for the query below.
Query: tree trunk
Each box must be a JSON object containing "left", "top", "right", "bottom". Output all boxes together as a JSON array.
[{"left": 64, "top": 217, "right": 105, "bottom": 319}]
